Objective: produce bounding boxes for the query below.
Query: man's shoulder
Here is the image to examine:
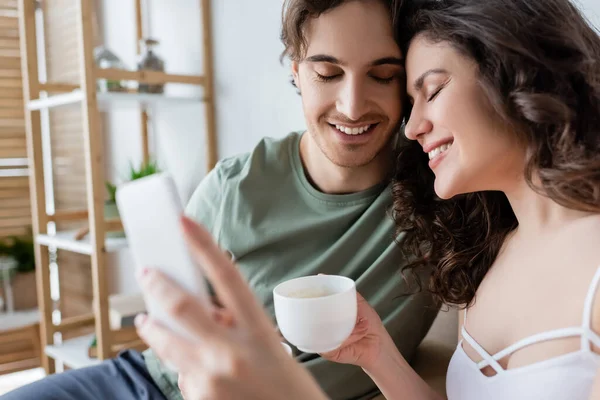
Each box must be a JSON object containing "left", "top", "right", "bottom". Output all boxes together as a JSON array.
[{"left": 214, "top": 132, "right": 301, "bottom": 184}]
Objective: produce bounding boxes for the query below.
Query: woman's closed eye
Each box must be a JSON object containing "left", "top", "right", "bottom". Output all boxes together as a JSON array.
[{"left": 427, "top": 80, "right": 450, "bottom": 102}]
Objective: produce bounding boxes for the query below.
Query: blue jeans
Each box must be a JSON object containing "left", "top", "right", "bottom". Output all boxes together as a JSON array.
[{"left": 1, "top": 350, "right": 167, "bottom": 400}]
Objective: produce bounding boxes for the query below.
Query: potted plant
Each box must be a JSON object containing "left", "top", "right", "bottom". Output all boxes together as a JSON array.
[
  {"left": 104, "top": 160, "right": 160, "bottom": 237},
  {"left": 0, "top": 230, "right": 38, "bottom": 311},
  {"left": 127, "top": 159, "right": 160, "bottom": 181},
  {"left": 0, "top": 239, "right": 17, "bottom": 284},
  {"left": 104, "top": 180, "right": 123, "bottom": 238}
]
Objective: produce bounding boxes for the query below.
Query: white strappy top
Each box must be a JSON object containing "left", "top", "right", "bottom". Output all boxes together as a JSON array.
[{"left": 446, "top": 266, "right": 600, "bottom": 400}]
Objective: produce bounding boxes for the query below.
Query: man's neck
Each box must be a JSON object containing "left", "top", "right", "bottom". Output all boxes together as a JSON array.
[{"left": 299, "top": 132, "right": 392, "bottom": 195}]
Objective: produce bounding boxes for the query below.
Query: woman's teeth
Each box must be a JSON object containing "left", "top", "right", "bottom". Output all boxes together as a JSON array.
[
  {"left": 428, "top": 143, "right": 452, "bottom": 160},
  {"left": 335, "top": 124, "right": 371, "bottom": 135}
]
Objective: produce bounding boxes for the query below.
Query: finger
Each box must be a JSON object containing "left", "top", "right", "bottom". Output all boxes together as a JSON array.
[
  {"left": 135, "top": 314, "right": 202, "bottom": 372},
  {"left": 356, "top": 291, "right": 368, "bottom": 305},
  {"left": 322, "top": 340, "right": 367, "bottom": 365},
  {"left": 178, "top": 375, "right": 194, "bottom": 400},
  {"left": 211, "top": 295, "right": 223, "bottom": 308},
  {"left": 319, "top": 317, "right": 369, "bottom": 357},
  {"left": 212, "top": 307, "right": 236, "bottom": 328},
  {"left": 180, "top": 216, "right": 270, "bottom": 327},
  {"left": 139, "top": 268, "right": 221, "bottom": 338},
  {"left": 178, "top": 375, "right": 188, "bottom": 399},
  {"left": 274, "top": 326, "right": 284, "bottom": 341}
]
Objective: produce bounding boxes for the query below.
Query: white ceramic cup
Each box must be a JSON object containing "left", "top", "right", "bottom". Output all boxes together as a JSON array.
[{"left": 273, "top": 275, "right": 357, "bottom": 354}]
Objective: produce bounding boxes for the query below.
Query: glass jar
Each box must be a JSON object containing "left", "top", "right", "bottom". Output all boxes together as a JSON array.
[
  {"left": 94, "top": 46, "right": 128, "bottom": 92},
  {"left": 137, "top": 38, "right": 166, "bottom": 94},
  {"left": 0, "top": 256, "right": 17, "bottom": 313}
]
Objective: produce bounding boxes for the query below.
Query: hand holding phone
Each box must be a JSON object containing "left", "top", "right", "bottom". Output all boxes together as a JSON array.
[{"left": 116, "top": 173, "right": 211, "bottom": 341}]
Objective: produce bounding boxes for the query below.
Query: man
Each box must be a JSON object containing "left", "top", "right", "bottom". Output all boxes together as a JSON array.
[{"left": 3, "top": 1, "right": 437, "bottom": 399}]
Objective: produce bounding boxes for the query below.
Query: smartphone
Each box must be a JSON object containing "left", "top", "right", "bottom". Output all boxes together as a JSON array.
[{"left": 116, "top": 172, "right": 211, "bottom": 342}]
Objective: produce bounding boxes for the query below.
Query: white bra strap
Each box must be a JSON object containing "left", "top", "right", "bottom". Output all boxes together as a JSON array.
[
  {"left": 586, "top": 329, "right": 600, "bottom": 350},
  {"left": 582, "top": 266, "right": 600, "bottom": 351},
  {"left": 481, "top": 327, "right": 583, "bottom": 367},
  {"left": 461, "top": 327, "right": 505, "bottom": 374},
  {"left": 462, "top": 307, "right": 504, "bottom": 373}
]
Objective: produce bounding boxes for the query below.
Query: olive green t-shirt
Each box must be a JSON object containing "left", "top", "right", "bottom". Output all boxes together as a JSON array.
[{"left": 143, "top": 132, "right": 437, "bottom": 400}]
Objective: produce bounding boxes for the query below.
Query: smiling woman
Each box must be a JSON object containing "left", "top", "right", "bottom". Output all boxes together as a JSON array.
[
  {"left": 389, "top": 0, "right": 600, "bottom": 399},
  {"left": 393, "top": 0, "right": 600, "bottom": 306}
]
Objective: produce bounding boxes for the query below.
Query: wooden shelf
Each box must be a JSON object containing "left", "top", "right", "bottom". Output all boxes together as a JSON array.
[
  {"left": 95, "top": 68, "right": 205, "bottom": 86},
  {"left": 18, "top": 0, "right": 217, "bottom": 372},
  {"left": 96, "top": 92, "right": 204, "bottom": 110},
  {"left": 36, "top": 230, "right": 128, "bottom": 255},
  {"left": 0, "top": 310, "right": 39, "bottom": 332},
  {"left": 0, "top": 158, "right": 28, "bottom": 168},
  {"left": 26, "top": 90, "right": 84, "bottom": 111},
  {"left": 37, "top": 69, "right": 206, "bottom": 94},
  {"left": 45, "top": 334, "right": 101, "bottom": 370},
  {"left": 27, "top": 90, "right": 204, "bottom": 111}
]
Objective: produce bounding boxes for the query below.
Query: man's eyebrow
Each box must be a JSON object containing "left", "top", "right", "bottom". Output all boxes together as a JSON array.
[
  {"left": 304, "top": 55, "right": 404, "bottom": 67},
  {"left": 305, "top": 54, "right": 345, "bottom": 65}
]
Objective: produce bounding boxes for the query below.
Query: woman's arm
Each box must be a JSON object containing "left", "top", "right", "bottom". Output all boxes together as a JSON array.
[{"left": 364, "top": 332, "right": 445, "bottom": 400}]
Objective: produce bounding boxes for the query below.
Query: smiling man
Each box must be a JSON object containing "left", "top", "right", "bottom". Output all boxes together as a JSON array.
[{"left": 2, "top": 1, "right": 437, "bottom": 400}]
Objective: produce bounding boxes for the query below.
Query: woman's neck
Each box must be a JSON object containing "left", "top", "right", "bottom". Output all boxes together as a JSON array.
[{"left": 504, "top": 177, "right": 596, "bottom": 238}]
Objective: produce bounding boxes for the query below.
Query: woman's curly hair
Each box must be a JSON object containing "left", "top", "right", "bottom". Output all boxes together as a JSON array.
[{"left": 392, "top": 0, "right": 600, "bottom": 306}]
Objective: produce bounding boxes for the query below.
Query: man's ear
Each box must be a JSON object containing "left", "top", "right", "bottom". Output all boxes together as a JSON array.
[{"left": 291, "top": 61, "right": 300, "bottom": 90}]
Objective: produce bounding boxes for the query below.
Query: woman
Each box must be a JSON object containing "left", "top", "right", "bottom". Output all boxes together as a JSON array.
[{"left": 134, "top": 0, "right": 600, "bottom": 398}]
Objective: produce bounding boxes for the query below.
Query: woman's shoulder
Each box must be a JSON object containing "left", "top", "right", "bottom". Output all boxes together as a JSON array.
[
  {"left": 571, "top": 214, "right": 600, "bottom": 265},
  {"left": 551, "top": 213, "right": 600, "bottom": 263},
  {"left": 574, "top": 215, "right": 600, "bottom": 339}
]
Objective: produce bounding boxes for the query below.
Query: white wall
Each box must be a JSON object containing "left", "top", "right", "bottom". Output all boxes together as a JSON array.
[
  {"left": 578, "top": 0, "right": 600, "bottom": 30},
  {"left": 99, "top": 0, "right": 304, "bottom": 202},
  {"left": 210, "top": 1, "right": 305, "bottom": 158},
  {"left": 98, "top": 0, "right": 304, "bottom": 294}
]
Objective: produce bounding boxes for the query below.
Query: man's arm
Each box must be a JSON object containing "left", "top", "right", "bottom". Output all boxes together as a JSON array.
[
  {"left": 183, "top": 164, "right": 226, "bottom": 301},
  {"left": 184, "top": 164, "right": 224, "bottom": 239}
]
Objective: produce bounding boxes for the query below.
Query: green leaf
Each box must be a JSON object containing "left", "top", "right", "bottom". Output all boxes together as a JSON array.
[
  {"left": 128, "top": 159, "right": 160, "bottom": 181},
  {"left": 0, "top": 239, "right": 10, "bottom": 256},
  {"left": 104, "top": 160, "right": 159, "bottom": 203},
  {"left": 105, "top": 181, "right": 117, "bottom": 203},
  {"left": 0, "top": 229, "right": 35, "bottom": 280}
]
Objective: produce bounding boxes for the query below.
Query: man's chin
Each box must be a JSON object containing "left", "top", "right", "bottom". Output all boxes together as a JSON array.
[
  {"left": 305, "top": 128, "right": 392, "bottom": 169},
  {"left": 323, "top": 150, "right": 380, "bottom": 169}
]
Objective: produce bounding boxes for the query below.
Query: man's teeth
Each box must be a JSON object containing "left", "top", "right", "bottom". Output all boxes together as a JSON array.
[
  {"left": 335, "top": 124, "right": 371, "bottom": 135},
  {"left": 428, "top": 143, "right": 452, "bottom": 160}
]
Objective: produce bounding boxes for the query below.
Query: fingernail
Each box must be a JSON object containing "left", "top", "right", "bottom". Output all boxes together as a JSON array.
[
  {"left": 134, "top": 313, "right": 147, "bottom": 328},
  {"left": 136, "top": 267, "right": 150, "bottom": 281},
  {"left": 181, "top": 215, "right": 195, "bottom": 230}
]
